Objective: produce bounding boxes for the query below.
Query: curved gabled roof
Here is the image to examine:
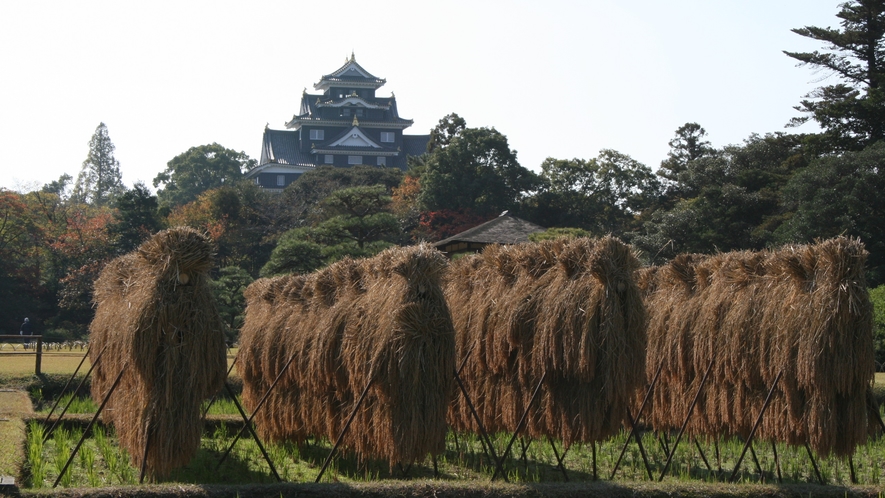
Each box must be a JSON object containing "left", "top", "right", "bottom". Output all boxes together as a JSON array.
[
  {"left": 258, "top": 128, "right": 314, "bottom": 167},
  {"left": 314, "top": 53, "right": 386, "bottom": 91}
]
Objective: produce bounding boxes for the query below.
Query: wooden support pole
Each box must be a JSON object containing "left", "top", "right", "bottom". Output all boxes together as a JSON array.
[
  {"left": 611, "top": 362, "right": 662, "bottom": 480},
  {"left": 315, "top": 373, "right": 376, "bottom": 483},
  {"left": 53, "top": 361, "right": 128, "bottom": 488},
  {"left": 804, "top": 443, "right": 825, "bottom": 485},
  {"left": 44, "top": 347, "right": 107, "bottom": 443},
  {"left": 222, "top": 381, "right": 281, "bottom": 482},
  {"left": 35, "top": 336, "right": 42, "bottom": 375},
  {"left": 547, "top": 437, "right": 569, "bottom": 481},
  {"left": 693, "top": 437, "right": 712, "bottom": 473},
  {"left": 139, "top": 419, "right": 152, "bottom": 484},
  {"left": 202, "top": 355, "right": 239, "bottom": 420},
  {"left": 217, "top": 353, "right": 297, "bottom": 469},
  {"left": 454, "top": 370, "right": 502, "bottom": 475},
  {"left": 728, "top": 370, "right": 782, "bottom": 482},
  {"left": 659, "top": 357, "right": 715, "bottom": 482},
  {"left": 491, "top": 370, "right": 548, "bottom": 482},
  {"left": 771, "top": 440, "right": 782, "bottom": 483},
  {"left": 43, "top": 345, "right": 99, "bottom": 427}
]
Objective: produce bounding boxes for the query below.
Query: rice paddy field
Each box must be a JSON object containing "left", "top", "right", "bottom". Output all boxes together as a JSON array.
[
  {"left": 3, "top": 236, "right": 883, "bottom": 498},
  {"left": 2, "top": 357, "right": 885, "bottom": 497}
]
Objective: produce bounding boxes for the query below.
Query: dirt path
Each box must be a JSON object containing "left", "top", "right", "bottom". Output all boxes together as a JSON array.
[{"left": 0, "top": 388, "right": 33, "bottom": 486}]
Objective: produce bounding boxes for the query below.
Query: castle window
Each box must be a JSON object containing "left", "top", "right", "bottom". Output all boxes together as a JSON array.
[
  {"left": 325, "top": 155, "right": 334, "bottom": 164},
  {"left": 348, "top": 156, "right": 362, "bottom": 165},
  {"left": 276, "top": 175, "right": 285, "bottom": 186},
  {"left": 356, "top": 109, "right": 364, "bottom": 117},
  {"left": 343, "top": 108, "right": 351, "bottom": 117},
  {"left": 377, "top": 157, "right": 386, "bottom": 166},
  {"left": 380, "top": 132, "right": 394, "bottom": 143},
  {"left": 310, "top": 129, "right": 324, "bottom": 140}
]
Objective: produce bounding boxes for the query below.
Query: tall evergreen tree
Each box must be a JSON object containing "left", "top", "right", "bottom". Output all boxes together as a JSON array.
[
  {"left": 784, "top": 0, "right": 885, "bottom": 150},
  {"left": 73, "top": 123, "right": 125, "bottom": 206}
]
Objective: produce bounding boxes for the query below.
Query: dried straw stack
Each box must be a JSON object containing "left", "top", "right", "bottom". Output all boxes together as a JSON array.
[
  {"left": 446, "top": 236, "right": 647, "bottom": 447},
  {"left": 89, "top": 227, "right": 227, "bottom": 478},
  {"left": 642, "top": 237, "right": 873, "bottom": 456},
  {"left": 238, "top": 243, "right": 456, "bottom": 468}
]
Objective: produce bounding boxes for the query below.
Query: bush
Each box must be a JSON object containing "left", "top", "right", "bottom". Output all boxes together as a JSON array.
[{"left": 870, "top": 285, "right": 885, "bottom": 371}]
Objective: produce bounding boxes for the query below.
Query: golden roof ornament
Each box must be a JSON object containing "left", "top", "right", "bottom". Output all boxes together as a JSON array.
[{"left": 352, "top": 116, "right": 359, "bottom": 126}]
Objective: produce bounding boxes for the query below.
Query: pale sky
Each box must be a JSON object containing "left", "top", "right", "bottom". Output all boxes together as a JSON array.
[{"left": 0, "top": 1, "right": 839, "bottom": 193}]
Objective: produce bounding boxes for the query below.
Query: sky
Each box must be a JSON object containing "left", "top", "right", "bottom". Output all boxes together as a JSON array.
[{"left": 0, "top": 1, "right": 841, "bottom": 193}]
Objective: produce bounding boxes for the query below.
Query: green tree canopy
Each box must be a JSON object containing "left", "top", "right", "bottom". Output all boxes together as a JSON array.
[
  {"left": 261, "top": 185, "right": 400, "bottom": 277},
  {"left": 784, "top": 0, "right": 885, "bottom": 150},
  {"left": 282, "top": 165, "right": 403, "bottom": 227},
  {"left": 634, "top": 133, "right": 807, "bottom": 261},
  {"left": 418, "top": 118, "right": 540, "bottom": 216},
  {"left": 73, "top": 123, "right": 125, "bottom": 206},
  {"left": 523, "top": 150, "right": 661, "bottom": 236},
  {"left": 775, "top": 141, "right": 885, "bottom": 284},
  {"left": 109, "top": 182, "right": 164, "bottom": 255},
  {"left": 153, "top": 143, "right": 255, "bottom": 208},
  {"left": 658, "top": 123, "right": 715, "bottom": 190},
  {"left": 211, "top": 266, "right": 254, "bottom": 342}
]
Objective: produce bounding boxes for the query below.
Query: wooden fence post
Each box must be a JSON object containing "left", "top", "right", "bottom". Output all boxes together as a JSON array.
[{"left": 35, "top": 336, "right": 42, "bottom": 375}]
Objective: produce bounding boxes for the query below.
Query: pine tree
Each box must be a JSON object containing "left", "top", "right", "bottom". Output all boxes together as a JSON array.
[
  {"left": 74, "top": 122, "right": 125, "bottom": 206},
  {"left": 784, "top": 0, "right": 885, "bottom": 150}
]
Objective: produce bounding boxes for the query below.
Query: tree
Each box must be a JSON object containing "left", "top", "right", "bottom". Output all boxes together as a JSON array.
[
  {"left": 427, "top": 112, "right": 467, "bottom": 153},
  {"left": 211, "top": 266, "right": 253, "bottom": 342},
  {"left": 784, "top": 0, "right": 885, "bottom": 150},
  {"left": 869, "top": 284, "right": 885, "bottom": 369},
  {"left": 261, "top": 185, "right": 401, "bottom": 276},
  {"left": 260, "top": 229, "right": 326, "bottom": 277},
  {"left": 73, "top": 123, "right": 125, "bottom": 206},
  {"left": 634, "top": 133, "right": 807, "bottom": 261},
  {"left": 528, "top": 227, "right": 592, "bottom": 242},
  {"left": 524, "top": 151, "right": 661, "bottom": 236},
  {"left": 42, "top": 174, "right": 73, "bottom": 199},
  {"left": 153, "top": 143, "right": 255, "bottom": 208},
  {"left": 110, "top": 182, "right": 164, "bottom": 255},
  {"left": 418, "top": 120, "right": 540, "bottom": 216},
  {"left": 658, "top": 123, "right": 715, "bottom": 185},
  {"left": 775, "top": 141, "right": 885, "bottom": 284},
  {"left": 318, "top": 185, "right": 401, "bottom": 249},
  {"left": 282, "top": 165, "right": 403, "bottom": 227}
]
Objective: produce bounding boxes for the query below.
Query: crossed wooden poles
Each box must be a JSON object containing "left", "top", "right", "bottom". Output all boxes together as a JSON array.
[{"left": 41, "top": 344, "right": 885, "bottom": 486}]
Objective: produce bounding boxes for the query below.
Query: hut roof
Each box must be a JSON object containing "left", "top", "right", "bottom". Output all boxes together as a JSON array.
[{"left": 433, "top": 213, "right": 545, "bottom": 254}]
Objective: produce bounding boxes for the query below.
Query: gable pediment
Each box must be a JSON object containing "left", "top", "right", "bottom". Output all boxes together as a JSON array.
[
  {"left": 328, "top": 127, "right": 381, "bottom": 148},
  {"left": 317, "top": 96, "right": 389, "bottom": 110}
]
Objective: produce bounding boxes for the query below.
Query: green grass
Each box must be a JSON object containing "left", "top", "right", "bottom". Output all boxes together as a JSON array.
[
  {"left": 6, "top": 362, "right": 885, "bottom": 493},
  {"left": 20, "top": 416, "right": 885, "bottom": 489}
]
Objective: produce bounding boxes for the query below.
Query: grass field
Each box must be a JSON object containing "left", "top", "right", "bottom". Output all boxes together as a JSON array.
[
  {"left": 0, "top": 348, "right": 239, "bottom": 377},
  {"left": 3, "top": 350, "right": 885, "bottom": 497}
]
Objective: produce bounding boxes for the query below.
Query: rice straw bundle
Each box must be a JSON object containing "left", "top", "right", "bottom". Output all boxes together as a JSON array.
[
  {"left": 238, "top": 243, "right": 456, "bottom": 467},
  {"left": 89, "top": 227, "right": 227, "bottom": 478},
  {"left": 446, "top": 236, "right": 647, "bottom": 447},
  {"left": 642, "top": 237, "right": 873, "bottom": 456}
]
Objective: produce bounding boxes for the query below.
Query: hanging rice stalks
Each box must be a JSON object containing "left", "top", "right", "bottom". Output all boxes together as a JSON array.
[
  {"left": 89, "top": 227, "right": 227, "bottom": 478},
  {"left": 238, "top": 243, "right": 456, "bottom": 468},
  {"left": 446, "top": 236, "right": 647, "bottom": 448},
  {"left": 642, "top": 237, "right": 873, "bottom": 456}
]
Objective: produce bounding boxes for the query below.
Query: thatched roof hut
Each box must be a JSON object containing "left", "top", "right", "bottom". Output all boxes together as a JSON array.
[
  {"left": 446, "top": 236, "right": 647, "bottom": 447},
  {"left": 641, "top": 237, "right": 874, "bottom": 456},
  {"left": 238, "top": 243, "right": 456, "bottom": 468},
  {"left": 89, "top": 227, "right": 227, "bottom": 478}
]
